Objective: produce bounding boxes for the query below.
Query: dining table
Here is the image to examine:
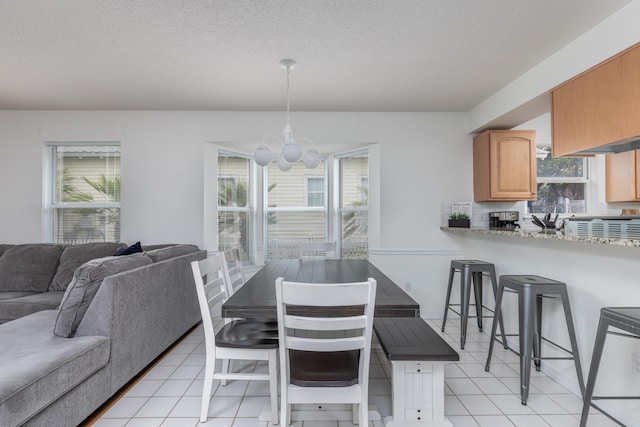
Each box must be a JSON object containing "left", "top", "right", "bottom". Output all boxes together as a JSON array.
[
  {"left": 221, "top": 258, "right": 420, "bottom": 319},
  {"left": 222, "top": 258, "right": 456, "bottom": 426}
]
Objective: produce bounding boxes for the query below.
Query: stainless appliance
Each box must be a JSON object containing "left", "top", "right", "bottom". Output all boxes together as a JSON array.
[
  {"left": 564, "top": 216, "right": 640, "bottom": 239},
  {"left": 489, "top": 211, "right": 520, "bottom": 230}
]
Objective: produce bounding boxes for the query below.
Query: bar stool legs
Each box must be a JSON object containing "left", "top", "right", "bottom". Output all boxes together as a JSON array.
[
  {"left": 580, "top": 307, "right": 640, "bottom": 427},
  {"left": 442, "top": 260, "right": 507, "bottom": 350},
  {"left": 485, "top": 275, "right": 585, "bottom": 405}
]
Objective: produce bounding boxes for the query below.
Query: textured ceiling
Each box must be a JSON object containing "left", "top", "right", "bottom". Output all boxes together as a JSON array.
[{"left": 0, "top": 0, "right": 632, "bottom": 111}]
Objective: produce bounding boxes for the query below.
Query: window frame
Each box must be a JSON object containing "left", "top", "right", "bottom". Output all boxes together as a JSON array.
[
  {"left": 526, "top": 151, "right": 591, "bottom": 216},
  {"left": 335, "top": 149, "right": 369, "bottom": 259},
  {"left": 217, "top": 151, "right": 255, "bottom": 263},
  {"left": 214, "top": 146, "right": 371, "bottom": 264},
  {"left": 43, "top": 141, "right": 121, "bottom": 243}
]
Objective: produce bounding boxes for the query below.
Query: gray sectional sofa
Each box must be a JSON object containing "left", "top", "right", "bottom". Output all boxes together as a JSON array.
[{"left": 0, "top": 243, "right": 206, "bottom": 427}]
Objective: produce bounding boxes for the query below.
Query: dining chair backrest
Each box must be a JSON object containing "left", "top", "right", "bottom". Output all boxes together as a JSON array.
[
  {"left": 275, "top": 277, "right": 377, "bottom": 425},
  {"left": 191, "top": 254, "right": 228, "bottom": 348},
  {"left": 298, "top": 241, "right": 337, "bottom": 260},
  {"left": 222, "top": 248, "right": 245, "bottom": 296}
]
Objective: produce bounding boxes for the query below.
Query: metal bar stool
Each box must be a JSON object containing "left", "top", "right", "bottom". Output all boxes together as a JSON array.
[
  {"left": 485, "top": 275, "right": 586, "bottom": 405},
  {"left": 441, "top": 260, "right": 507, "bottom": 349},
  {"left": 580, "top": 307, "right": 640, "bottom": 427}
]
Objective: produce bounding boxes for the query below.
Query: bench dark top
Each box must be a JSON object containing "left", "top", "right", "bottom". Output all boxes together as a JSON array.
[
  {"left": 374, "top": 317, "right": 459, "bottom": 362},
  {"left": 222, "top": 259, "right": 420, "bottom": 319}
]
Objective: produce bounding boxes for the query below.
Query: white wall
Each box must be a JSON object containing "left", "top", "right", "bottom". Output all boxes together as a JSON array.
[{"left": 0, "top": 110, "right": 470, "bottom": 319}]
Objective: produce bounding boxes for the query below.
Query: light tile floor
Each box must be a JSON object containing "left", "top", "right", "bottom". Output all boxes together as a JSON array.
[{"left": 91, "top": 318, "right": 620, "bottom": 427}]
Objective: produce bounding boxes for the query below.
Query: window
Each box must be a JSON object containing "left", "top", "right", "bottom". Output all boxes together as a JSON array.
[
  {"left": 44, "top": 143, "right": 121, "bottom": 243},
  {"left": 215, "top": 147, "right": 370, "bottom": 263},
  {"left": 265, "top": 160, "right": 327, "bottom": 260},
  {"left": 218, "top": 152, "right": 252, "bottom": 262},
  {"left": 527, "top": 151, "right": 588, "bottom": 215},
  {"left": 337, "top": 151, "right": 369, "bottom": 259},
  {"left": 306, "top": 177, "right": 325, "bottom": 207}
]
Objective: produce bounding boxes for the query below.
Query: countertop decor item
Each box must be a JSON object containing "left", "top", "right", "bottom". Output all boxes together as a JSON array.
[
  {"left": 254, "top": 59, "right": 320, "bottom": 171},
  {"left": 448, "top": 213, "right": 470, "bottom": 228}
]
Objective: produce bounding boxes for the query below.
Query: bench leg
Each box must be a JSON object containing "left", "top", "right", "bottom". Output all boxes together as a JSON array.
[{"left": 383, "top": 360, "right": 453, "bottom": 427}]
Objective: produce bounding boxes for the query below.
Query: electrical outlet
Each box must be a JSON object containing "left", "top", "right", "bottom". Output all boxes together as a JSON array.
[{"left": 632, "top": 353, "right": 640, "bottom": 376}]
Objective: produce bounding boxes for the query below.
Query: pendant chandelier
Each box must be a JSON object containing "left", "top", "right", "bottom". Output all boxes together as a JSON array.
[{"left": 254, "top": 59, "right": 320, "bottom": 171}]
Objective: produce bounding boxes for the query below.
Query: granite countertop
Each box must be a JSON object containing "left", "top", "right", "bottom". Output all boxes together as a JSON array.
[{"left": 440, "top": 226, "right": 640, "bottom": 248}]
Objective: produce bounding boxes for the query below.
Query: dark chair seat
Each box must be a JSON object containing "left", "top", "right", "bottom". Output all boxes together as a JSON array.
[
  {"left": 246, "top": 318, "right": 278, "bottom": 329},
  {"left": 290, "top": 349, "right": 359, "bottom": 387},
  {"left": 215, "top": 319, "right": 278, "bottom": 349}
]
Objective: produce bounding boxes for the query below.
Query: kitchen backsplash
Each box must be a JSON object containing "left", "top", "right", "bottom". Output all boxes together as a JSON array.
[
  {"left": 441, "top": 201, "right": 524, "bottom": 228},
  {"left": 441, "top": 200, "right": 640, "bottom": 230}
]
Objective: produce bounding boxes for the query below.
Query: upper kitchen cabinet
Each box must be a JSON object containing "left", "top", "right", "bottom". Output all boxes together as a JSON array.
[
  {"left": 605, "top": 150, "right": 640, "bottom": 202},
  {"left": 473, "top": 130, "right": 537, "bottom": 202},
  {"left": 552, "top": 43, "right": 640, "bottom": 157}
]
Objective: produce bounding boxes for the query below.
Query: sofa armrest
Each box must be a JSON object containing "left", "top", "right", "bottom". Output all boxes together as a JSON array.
[{"left": 75, "top": 249, "right": 206, "bottom": 393}]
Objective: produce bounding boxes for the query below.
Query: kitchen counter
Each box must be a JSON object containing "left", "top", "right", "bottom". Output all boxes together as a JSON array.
[{"left": 440, "top": 226, "right": 640, "bottom": 248}]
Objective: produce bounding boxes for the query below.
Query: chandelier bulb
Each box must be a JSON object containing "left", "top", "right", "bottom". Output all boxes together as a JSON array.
[
  {"left": 278, "top": 156, "right": 294, "bottom": 171},
  {"left": 282, "top": 141, "right": 302, "bottom": 163},
  {"left": 254, "top": 144, "right": 272, "bottom": 167},
  {"left": 303, "top": 149, "right": 321, "bottom": 169}
]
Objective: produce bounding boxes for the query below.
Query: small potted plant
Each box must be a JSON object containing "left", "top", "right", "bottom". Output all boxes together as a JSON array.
[{"left": 448, "top": 213, "right": 470, "bottom": 228}]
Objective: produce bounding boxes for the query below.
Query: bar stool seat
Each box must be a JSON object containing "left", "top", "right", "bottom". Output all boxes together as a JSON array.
[
  {"left": 580, "top": 307, "right": 640, "bottom": 427},
  {"left": 485, "top": 275, "right": 586, "bottom": 405},
  {"left": 441, "top": 260, "right": 506, "bottom": 349}
]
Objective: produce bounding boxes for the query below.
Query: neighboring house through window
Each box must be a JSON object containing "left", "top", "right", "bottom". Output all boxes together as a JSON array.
[
  {"left": 265, "top": 160, "right": 328, "bottom": 260},
  {"left": 44, "top": 142, "right": 121, "bottom": 243}
]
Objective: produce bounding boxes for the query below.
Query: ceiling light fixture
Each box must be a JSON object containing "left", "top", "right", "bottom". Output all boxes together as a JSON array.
[{"left": 254, "top": 59, "right": 320, "bottom": 171}]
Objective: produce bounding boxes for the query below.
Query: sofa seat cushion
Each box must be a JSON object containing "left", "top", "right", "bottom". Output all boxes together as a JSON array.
[
  {"left": 0, "top": 291, "right": 38, "bottom": 301},
  {"left": 49, "top": 242, "right": 126, "bottom": 291},
  {"left": 0, "top": 310, "right": 110, "bottom": 427},
  {"left": 0, "top": 244, "right": 64, "bottom": 292},
  {"left": 0, "top": 291, "right": 65, "bottom": 324},
  {"left": 54, "top": 253, "right": 153, "bottom": 337}
]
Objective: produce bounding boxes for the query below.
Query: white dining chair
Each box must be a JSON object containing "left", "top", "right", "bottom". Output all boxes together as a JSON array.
[
  {"left": 298, "top": 241, "right": 337, "bottom": 260},
  {"left": 275, "top": 276, "right": 377, "bottom": 425},
  {"left": 221, "top": 248, "right": 245, "bottom": 296},
  {"left": 191, "top": 254, "right": 278, "bottom": 424}
]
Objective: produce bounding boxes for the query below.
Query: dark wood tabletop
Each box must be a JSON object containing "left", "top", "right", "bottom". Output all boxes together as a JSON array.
[{"left": 222, "top": 259, "right": 420, "bottom": 318}]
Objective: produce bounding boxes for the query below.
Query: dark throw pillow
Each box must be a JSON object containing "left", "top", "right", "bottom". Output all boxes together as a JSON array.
[{"left": 114, "top": 241, "right": 143, "bottom": 256}]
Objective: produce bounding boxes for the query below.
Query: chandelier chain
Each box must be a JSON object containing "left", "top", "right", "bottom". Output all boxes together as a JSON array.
[{"left": 285, "top": 66, "right": 291, "bottom": 127}]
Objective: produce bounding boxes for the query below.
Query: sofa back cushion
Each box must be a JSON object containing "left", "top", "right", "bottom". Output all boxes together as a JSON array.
[
  {"left": 0, "top": 244, "right": 14, "bottom": 258},
  {"left": 145, "top": 244, "right": 199, "bottom": 263},
  {"left": 48, "top": 242, "right": 127, "bottom": 291},
  {"left": 0, "top": 244, "right": 64, "bottom": 292},
  {"left": 54, "top": 253, "right": 153, "bottom": 337}
]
